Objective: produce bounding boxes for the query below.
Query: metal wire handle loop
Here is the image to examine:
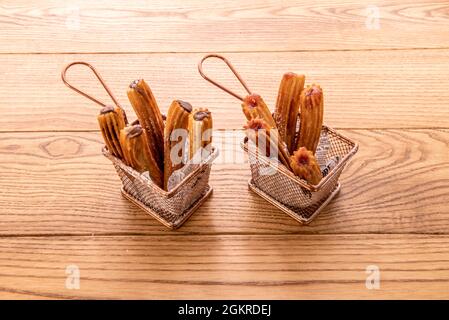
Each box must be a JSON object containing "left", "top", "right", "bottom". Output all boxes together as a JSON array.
[
  {"left": 61, "top": 61, "right": 121, "bottom": 108},
  {"left": 198, "top": 54, "right": 252, "bottom": 101}
]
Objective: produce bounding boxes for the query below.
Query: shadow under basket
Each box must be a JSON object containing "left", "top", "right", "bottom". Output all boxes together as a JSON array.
[
  {"left": 241, "top": 125, "right": 358, "bottom": 224},
  {"left": 103, "top": 147, "right": 218, "bottom": 229}
]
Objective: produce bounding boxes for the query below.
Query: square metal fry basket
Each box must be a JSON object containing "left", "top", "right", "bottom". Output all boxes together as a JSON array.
[
  {"left": 241, "top": 125, "right": 358, "bottom": 224},
  {"left": 103, "top": 147, "right": 218, "bottom": 229}
]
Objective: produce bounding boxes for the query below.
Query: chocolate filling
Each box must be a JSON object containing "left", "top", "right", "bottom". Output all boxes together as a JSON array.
[
  {"left": 176, "top": 100, "right": 193, "bottom": 113},
  {"left": 129, "top": 79, "right": 145, "bottom": 95},
  {"left": 193, "top": 111, "right": 210, "bottom": 121},
  {"left": 127, "top": 125, "right": 143, "bottom": 139},
  {"left": 100, "top": 105, "right": 115, "bottom": 114}
]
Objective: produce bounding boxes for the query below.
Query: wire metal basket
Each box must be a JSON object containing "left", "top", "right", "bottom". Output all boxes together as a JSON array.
[
  {"left": 197, "top": 54, "right": 359, "bottom": 224},
  {"left": 242, "top": 125, "right": 358, "bottom": 224},
  {"left": 103, "top": 147, "right": 218, "bottom": 229},
  {"left": 60, "top": 61, "right": 219, "bottom": 229}
]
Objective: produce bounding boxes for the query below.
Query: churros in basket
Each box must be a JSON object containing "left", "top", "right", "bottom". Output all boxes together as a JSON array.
[
  {"left": 62, "top": 61, "right": 217, "bottom": 228},
  {"left": 198, "top": 54, "right": 358, "bottom": 223}
]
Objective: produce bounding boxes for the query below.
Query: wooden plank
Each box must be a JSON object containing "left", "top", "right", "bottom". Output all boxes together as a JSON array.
[
  {"left": 1, "top": 50, "right": 449, "bottom": 131},
  {"left": 0, "top": 234, "right": 448, "bottom": 299},
  {"left": 1, "top": 129, "right": 448, "bottom": 235},
  {"left": 1, "top": 0, "right": 448, "bottom": 53}
]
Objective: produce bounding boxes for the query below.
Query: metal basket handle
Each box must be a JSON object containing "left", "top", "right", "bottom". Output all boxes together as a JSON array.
[
  {"left": 198, "top": 54, "right": 252, "bottom": 101},
  {"left": 61, "top": 61, "right": 121, "bottom": 108}
]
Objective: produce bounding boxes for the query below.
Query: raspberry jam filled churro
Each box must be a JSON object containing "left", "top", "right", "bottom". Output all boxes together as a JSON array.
[
  {"left": 295, "top": 84, "right": 324, "bottom": 155},
  {"left": 290, "top": 147, "right": 323, "bottom": 185},
  {"left": 274, "top": 72, "right": 305, "bottom": 153}
]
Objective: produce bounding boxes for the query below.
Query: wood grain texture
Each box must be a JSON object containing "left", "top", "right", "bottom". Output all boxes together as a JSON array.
[
  {"left": 1, "top": 49, "right": 449, "bottom": 132},
  {"left": 1, "top": 0, "right": 448, "bottom": 53},
  {"left": 2, "top": 0, "right": 449, "bottom": 300},
  {"left": 1, "top": 129, "right": 448, "bottom": 236},
  {"left": 0, "top": 234, "right": 448, "bottom": 299}
]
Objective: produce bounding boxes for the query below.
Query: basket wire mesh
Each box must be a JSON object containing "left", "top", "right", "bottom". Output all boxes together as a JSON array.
[
  {"left": 103, "top": 147, "right": 218, "bottom": 229},
  {"left": 242, "top": 125, "right": 358, "bottom": 224}
]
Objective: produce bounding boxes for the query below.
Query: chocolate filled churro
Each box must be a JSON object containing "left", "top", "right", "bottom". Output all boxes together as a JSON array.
[
  {"left": 274, "top": 72, "right": 305, "bottom": 153},
  {"left": 97, "top": 105, "right": 127, "bottom": 159},
  {"left": 188, "top": 108, "right": 213, "bottom": 162},
  {"left": 164, "top": 100, "right": 192, "bottom": 190},
  {"left": 127, "top": 79, "right": 165, "bottom": 172},
  {"left": 120, "top": 124, "right": 164, "bottom": 188}
]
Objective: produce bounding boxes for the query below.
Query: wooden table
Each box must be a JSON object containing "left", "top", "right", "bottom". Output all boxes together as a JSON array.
[{"left": 1, "top": 0, "right": 448, "bottom": 299}]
